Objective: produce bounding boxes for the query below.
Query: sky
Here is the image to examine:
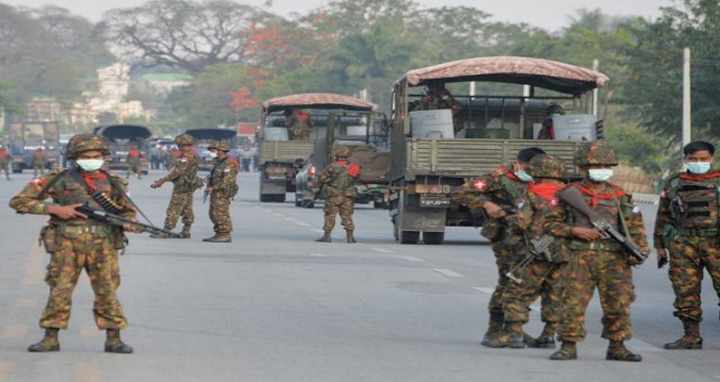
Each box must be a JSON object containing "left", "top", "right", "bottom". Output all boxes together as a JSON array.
[{"left": 2, "top": 0, "right": 674, "bottom": 31}]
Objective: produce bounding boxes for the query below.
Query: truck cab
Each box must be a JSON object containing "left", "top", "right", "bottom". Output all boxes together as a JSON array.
[
  {"left": 184, "top": 128, "right": 239, "bottom": 172},
  {"left": 93, "top": 124, "right": 152, "bottom": 175}
]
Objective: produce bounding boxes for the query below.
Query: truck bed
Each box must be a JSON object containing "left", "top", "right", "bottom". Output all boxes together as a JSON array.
[
  {"left": 395, "top": 138, "right": 584, "bottom": 180},
  {"left": 259, "top": 141, "right": 315, "bottom": 165}
]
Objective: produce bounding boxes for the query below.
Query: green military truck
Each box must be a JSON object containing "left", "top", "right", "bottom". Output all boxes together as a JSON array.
[
  {"left": 258, "top": 93, "right": 378, "bottom": 203},
  {"left": 9, "top": 121, "right": 61, "bottom": 173},
  {"left": 388, "top": 56, "right": 609, "bottom": 244}
]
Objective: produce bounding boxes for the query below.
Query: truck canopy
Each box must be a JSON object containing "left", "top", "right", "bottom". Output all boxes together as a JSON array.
[
  {"left": 94, "top": 125, "right": 152, "bottom": 141},
  {"left": 262, "top": 93, "right": 378, "bottom": 113},
  {"left": 396, "top": 56, "right": 609, "bottom": 96}
]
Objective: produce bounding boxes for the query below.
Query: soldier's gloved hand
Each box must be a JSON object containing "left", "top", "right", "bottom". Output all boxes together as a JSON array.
[
  {"left": 48, "top": 203, "right": 88, "bottom": 220},
  {"left": 656, "top": 248, "right": 669, "bottom": 269},
  {"left": 206, "top": 187, "right": 215, "bottom": 194},
  {"left": 484, "top": 202, "right": 506, "bottom": 219},
  {"left": 570, "top": 227, "right": 603, "bottom": 241},
  {"left": 122, "top": 219, "right": 142, "bottom": 233}
]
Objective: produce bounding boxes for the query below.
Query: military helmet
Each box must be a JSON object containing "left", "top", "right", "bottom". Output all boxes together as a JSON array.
[
  {"left": 575, "top": 141, "right": 619, "bottom": 167},
  {"left": 66, "top": 133, "right": 110, "bottom": 159},
  {"left": 174, "top": 134, "right": 194, "bottom": 146},
  {"left": 529, "top": 154, "right": 567, "bottom": 179},
  {"left": 208, "top": 141, "right": 230, "bottom": 152},
  {"left": 333, "top": 145, "right": 352, "bottom": 158},
  {"left": 546, "top": 104, "right": 566, "bottom": 115}
]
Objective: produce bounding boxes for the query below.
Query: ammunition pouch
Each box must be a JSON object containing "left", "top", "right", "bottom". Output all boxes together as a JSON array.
[
  {"left": 39, "top": 225, "right": 58, "bottom": 253},
  {"left": 481, "top": 218, "right": 506, "bottom": 242}
]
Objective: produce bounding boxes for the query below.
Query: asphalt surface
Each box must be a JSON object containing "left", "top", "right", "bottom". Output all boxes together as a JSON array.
[{"left": 1, "top": 170, "right": 719, "bottom": 382}]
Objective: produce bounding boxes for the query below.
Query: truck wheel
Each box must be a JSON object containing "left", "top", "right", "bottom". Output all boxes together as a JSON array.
[
  {"left": 373, "top": 200, "right": 388, "bottom": 209},
  {"left": 260, "top": 194, "right": 273, "bottom": 202},
  {"left": 400, "top": 231, "right": 420, "bottom": 245},
  {"left": 274, "top": 194, "right": 286, "bottom": 203},
  {"left": 423, "top": 232, "right": 445, "bottom": 245},
  {"left": 12, "top": 168, "right": 21, "bottom": 174}
]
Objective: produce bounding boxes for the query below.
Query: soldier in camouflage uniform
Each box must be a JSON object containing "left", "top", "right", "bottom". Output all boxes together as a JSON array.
[
  {"left": 150, "top": 134, "right": 201, "bottom": 239},
  {"left": 413, "top": 83, "right": 463, "bottom": 133},
  {"left": 485, "top": 154, "right": 569, "bottom": 349},
  {"left": 315, "top": 146, "right": 361, "bottom": 244},
  {"left": 537, "top": 104, "right": 565, "bottom": 140},
  {"left": 655, "top": 141, "right": 720, "bottom": 350},
  {"left": 545, "top": 141, "right": 648, "bottom": 362},
  {"left": 203, "top": 141, "right": 239, "bottom": 243},
  {"left": 286, "top": 108, "right": 312, "bottom": 141},
  {"left": 450, "top": 147, "right": 545, "bottom": 346},
  {"left": 126, "top": 145, "right": 142, "bottom": 179},
  {"left": 9, "top": 133, "right": 137, "bottom": 354},
  {"left": 0, "top": 144, "right": 12, "bottom": 180},
  {"left": 32, "top": 147, "right": 47, "bottom": 177}
]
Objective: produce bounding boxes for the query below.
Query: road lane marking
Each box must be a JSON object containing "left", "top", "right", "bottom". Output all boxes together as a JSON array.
[
  {"left": 309, "top": 253, "right": 328, "bottom": 257},
  {"left": 0, "top": 361, "right": 14, "bottom": 382},
  {"left": 370, "top": 247, "right": 394, "bottom": 254},
  {"left": 72, "top": 362, "right": 105, "bottom": 382},
  {"left": 21, "top": 243, "right": 45, "bottom": 286},
  {"left": 15, "top": 297, "right": 39, "bottom": 308},
  {"left": 0, "top": 324, "right": 28, "bottom": 339},
  {"left": 473, "top": 287, "right": 495, "bottom": 294},
  {"left": 432, "top": 269, "right": 465, "bottom": 279},
  {"left": 295, "top": 222, "right": 312, "bottom": 227},
  {"left": 400, "top": 256, "right": 426, "bottom": 263}
]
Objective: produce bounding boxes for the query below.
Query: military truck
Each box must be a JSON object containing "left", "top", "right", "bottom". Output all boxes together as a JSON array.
[
  {"left": 388, "top": 56, "right": 609, "bottom": 244},
  {"left": 185, "top": 128, "right": 239, "bottom": 172},
  {"left": 258, "top": 93, "right": 378, "bottom": 203},
  {"left": 294, "top": 110, "right": 390, "bottom": 208},
  {"left": 93, "top": 124, "right": 151, "bottom": 175},
  {"left": 9, "top": 121, "right": 61, "bottom": 173}
]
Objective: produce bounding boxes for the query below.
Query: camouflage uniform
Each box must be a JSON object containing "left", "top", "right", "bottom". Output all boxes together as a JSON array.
[
  {"left": 450, "top": 164, "right": 531, "bottom": 343},
  {"left": 316, "top": 146, "right": 360, "bottom": 243},
  {"left": 546, "top": 142, "right": 648, "bottom": 361},
  {"left": 153, "top": 135, "right": 201, "bottom": 238},
  {"left": 655, "top": 167, "right": 720, "bottom": 349},
  {"left": 287, "top": 111, "right": 311, "bottom": 141},
  {"left": 8, "top": 133, "right": 135, "bottom": 353},
  {"left": 413, "top": 85, "right": 463, "bottom": 133},
  {"left": 492, "top": 155, "right": 570, "bottom": 349},
  {"left": 0, "top": 147, "right": 11, "bottom": 179},
  {"left": 204, "top": 141, "right": 239, "bottom": 243},
  {"left": 32, "top": 150, "right": 47, "bottom": 177},
  {"left": 126, "top": 148, "right": 142, "bottom": 179}
]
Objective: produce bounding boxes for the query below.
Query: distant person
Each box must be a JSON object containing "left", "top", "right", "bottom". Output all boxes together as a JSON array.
[
  {"left": 286, "top": 108, "right": 312, "bottom": 141},
  {"left": 32, "top": 147, "right": 47, "bottom": 177},
  {"left": 414, "top": 83, "right": 462, "bottom": 133},
  {"left": 315, "top": 146, "right": 360, "bottom": 244},
  {"left": 126, "top": 145, "right": 142, "bottom": 179},
  {"left": 0, "top": 144, "right": 12, "bottom": 180},
  {"left": 538, "top": 104, "right": 565, "bottom": 140},
  {"left": 240, "top": 145, "right": 252, "bottom": 172},
  {"left": 203, "top": 141, "right": 239, "bottom": 243}
]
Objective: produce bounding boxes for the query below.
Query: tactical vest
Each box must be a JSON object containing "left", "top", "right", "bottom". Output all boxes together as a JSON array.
[
  {"left": 667, "top": 176, "right": 720, "bottom": 230},
  {"left": 173, "top": 153, "right": 200, "bottom": 193},
  {"left": 324, "top": 162, "right": 355, "bottom": 198},
  {"left": 209, "top": 157, "right": 238, "bottom": 197},
  {"left": 567, "top": 191, "right": 623, "bottom": 252}
]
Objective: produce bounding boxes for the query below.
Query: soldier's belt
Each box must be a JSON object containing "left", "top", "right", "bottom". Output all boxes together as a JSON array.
[
  {"left": 63, "top": 225, "right": 101, "bottom": 235},
  {"left": 676, "top": 227, "right": 719, "bottom": 237},
  {"left": 568, "top": 239, "right": 622, "bottom": 252}
]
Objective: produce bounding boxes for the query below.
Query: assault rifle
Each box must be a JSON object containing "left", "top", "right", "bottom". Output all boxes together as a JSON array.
[
  {"left": 558, "top": 187, "right": 647, "bottom": 262},
  {"left": 203, "top": 174, "right": 212, "bottom": 204},
  {"left": 76, "top": 205, "right": 183, "bottom": 238},
  {"left": 506, "top": 235, "right": 554, "bottom": 284}
]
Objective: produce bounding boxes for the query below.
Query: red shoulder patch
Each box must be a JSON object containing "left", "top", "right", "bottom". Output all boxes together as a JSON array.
[{"left": 472, "top": 178, "right": 487, "bottom": 190}]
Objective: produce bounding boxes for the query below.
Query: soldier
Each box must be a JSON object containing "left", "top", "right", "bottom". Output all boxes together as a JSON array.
[
  {"left": 32, "top": 147, "right": 47, "bottom": 177},
  {"left": 126, "top": 145, "right": 142, "bottom": 179},
  {"left": 485, "top": 154, "right": 570, "bottom": 349},
  {"left": 203, "top": 141, "right": 239, "bottom": 243},
  {"left": 413, "top": 83, "right": 463, "bottom": 133},
  {"left": 315, "top": 146, "right": 361, "bottom": 244},
  {"left": 0, "top": 144, "right": 12, "bottom": 180},
  {"left": 8, "top": 133, "right": 137, "bottom": 353},
  {"left": 450, "top": 147, "right": 545, "bottom": 346},
  {"left": 537, "top": 104, "right": 565, "bottom": 140},
  {"left": 545, "top": 141, "right": 648, "bottom": 362},
  {"left": 286, "top": 108, "right": 312, "bottom": 141},
  {"left": 655, "top": 141, "right": 720, "bottom": 350},
  {"left": 150, "top": 134, "right": 201, "bottom": 239}
]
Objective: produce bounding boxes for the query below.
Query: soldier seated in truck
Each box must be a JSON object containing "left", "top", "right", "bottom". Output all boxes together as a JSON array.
[
  {"left": 286, "top": 108, "right": 312, "bottom": 141},
  {"left": 411, "top": 83, "right": 463, "bottom": 133}
]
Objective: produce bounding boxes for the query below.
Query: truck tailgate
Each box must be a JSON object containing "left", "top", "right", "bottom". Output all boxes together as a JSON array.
[{"left": 259, "top": 141, "right": 314, "bottom": 165}]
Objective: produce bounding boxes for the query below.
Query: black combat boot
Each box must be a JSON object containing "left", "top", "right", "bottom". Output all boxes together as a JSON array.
[
  {"left": 606, "top": 340, "right": 642, "bottom": 362},
  {"left": 28, "top": 328, "right": 60, "bottom": 352},
  {"left": 346, "top": 230, "right": 357, "bottom": 244},
  {"left": 480, "top": 312, "right": 504, "bottom": 346},
  {"left": 315, "top": 231, "right": 332, "bottom": 243},
  {"left": 178, "top": 225, "right": 191, "bottom": 239},
  {"left": 550, "top": 341, "right": 577, "bottom": 360},
  {"left": 527, "top": 322, "right": 556, "bottom": 349},
  {"left": 664, "top": 320, "right": 702, "bottom": 350},
  {"left": 482, "top": 322, "right": 525, "bottom": 349},
  {"left": 105, "top": 329, "right": 133, "bottom": 354}
]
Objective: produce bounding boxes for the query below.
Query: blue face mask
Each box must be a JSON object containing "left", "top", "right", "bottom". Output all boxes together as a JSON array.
[
  {"left": 515, "top": 170, "right": 533, "bottom": 183},
  {"left": 685, "top": 161, "right": 711, "bottom": 174},
  {"left": 588, "top": 169, "right": 613, "bottom": 182}
]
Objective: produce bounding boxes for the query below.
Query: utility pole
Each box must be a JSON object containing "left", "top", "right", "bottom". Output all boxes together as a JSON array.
[
  {"left": 592, "top": 59, "right": 599, "bottom": 117},
  {"left": 683, "top": 47, "right": 692, "bottom": 146}
]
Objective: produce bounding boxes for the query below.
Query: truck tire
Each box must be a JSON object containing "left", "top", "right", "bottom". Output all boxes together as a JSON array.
[
  {"left": 400, "top": 231, "right": 420, "bottom": 245},
  {"left": 274, "top": 194, "right": 286, "bottom": 203},
  {"left": 260, "top": 194, "right": 273, "bottom": 202},
  {"left": 422, "top": 232, "right": 445, "bottom": 245},
  {"left": 295, "top": 197, "right": 302, "bottom": 207}
]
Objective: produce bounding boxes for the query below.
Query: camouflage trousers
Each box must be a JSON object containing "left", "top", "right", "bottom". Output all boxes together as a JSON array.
[
  {"left": 41, "top": 232, "right": 127, "bottom": 330},
  {"left": 323, "top": 196, "right": 354, "bottom": 232},
  {"left": 557, "top": 250, "right": 635, "bottom": 342},
  {"left": 488, "top": 240, "right": 515, "bottom": 315},
  {"left": 503, "top": 260, "right": 568, "bottom": 325},
  {"left": 668, "top": 235, "right": 720, "bottom": 322},
  {"left": 0, "top": 162, "right": 9, "bottom": 178},
  {"left": 126, "top": 163, "right": 141, "bottom": 178},
  {"left": 164, "top": 191, "right": 195, "bottom": 230},
  {"left": 209, "top": 194, "right": 232, "bottom": 233},
  {"left": 33, "top": 164, "right": 45, "bottom": 177}
]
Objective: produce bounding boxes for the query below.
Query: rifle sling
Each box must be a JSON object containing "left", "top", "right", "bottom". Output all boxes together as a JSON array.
[{"left": 610, "top": 190, "right": 632, "bottom": 243}]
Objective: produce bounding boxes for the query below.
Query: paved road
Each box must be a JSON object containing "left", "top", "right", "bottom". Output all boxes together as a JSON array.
[{"left": 1, "top": 171, "right": 719, "bottom": 382}]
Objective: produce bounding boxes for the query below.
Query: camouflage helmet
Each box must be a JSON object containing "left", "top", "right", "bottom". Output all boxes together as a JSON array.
[
  {"left": 66, "top": 133, "right": 110, "bottom": 159},
  {"left": 174, "top": 134, "right": 194, "bottom": 146},
  {"left": 208, "top": 140, "right": 230, "bottom": 152},
  {"left": 333, "top": 145, "right": 352, "bottom": 158},
  {"left": 546, "top": 104, "right": 566, "bottom": 115},
  {"left": 529, "top": 154, "right": 567, "bottom": 179},
  {"left": 575, "top": 141, "right": 619, "bottom": 167}
]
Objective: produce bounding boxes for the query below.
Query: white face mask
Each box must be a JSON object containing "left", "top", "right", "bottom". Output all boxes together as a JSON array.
[
  {"left": 588, "top": 169, "right": 613, "bottom": 182},
  {"left": 76, "top": 159, "right": 104, "bottom": 172},
  {"left": 514, "top": 170, "right": 533, "bottom": 182},
  {"left": 208, "top": 151, "right": 218, "bottom": 159},
  {"left": 685, "top": 161, "right": 711, "bottom": 174}
]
